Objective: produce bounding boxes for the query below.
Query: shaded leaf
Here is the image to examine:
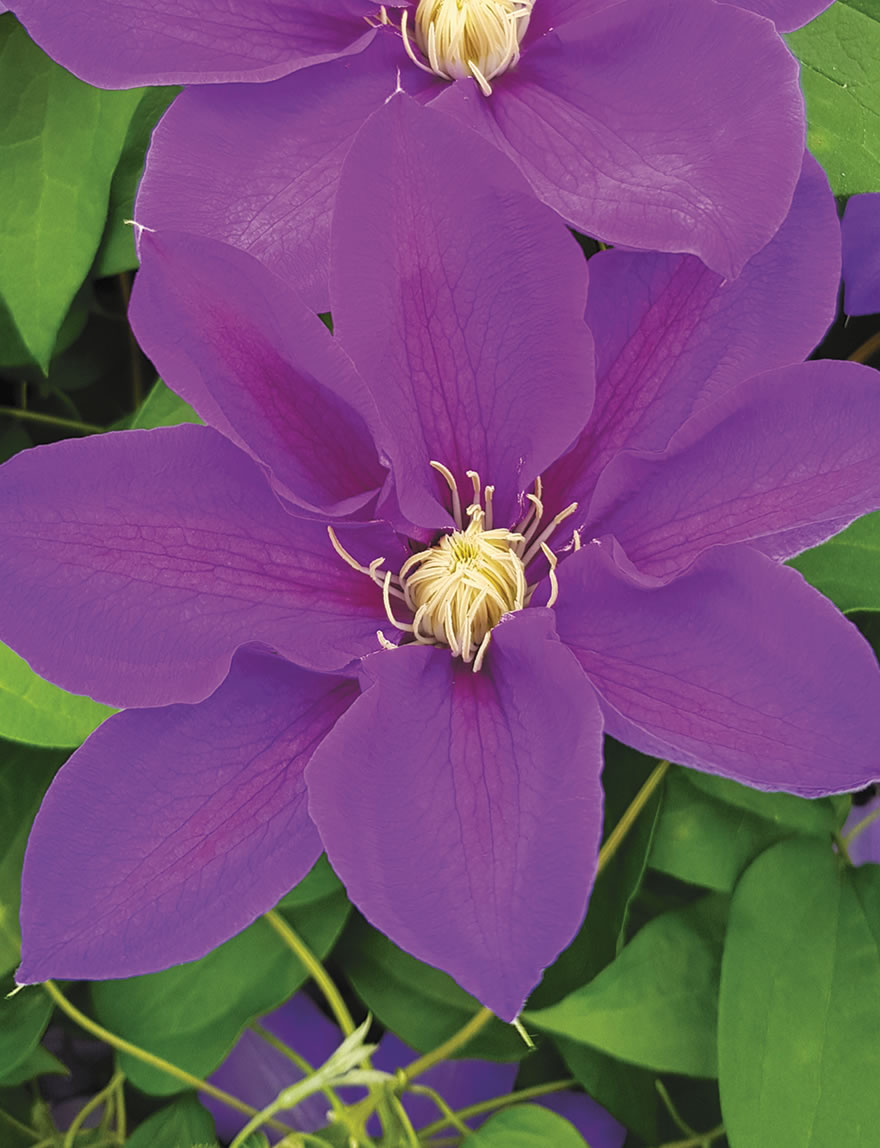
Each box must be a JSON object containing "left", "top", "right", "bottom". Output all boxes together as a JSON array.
[
  {"left": 465, "top": 1104, "right": 587, "bottom": 1146},
  {"left": 789, "top": 511, "right": 880, "bottom": 613},
  {"left": 0, "top": 641, "right": 113, "bottom": 748}
]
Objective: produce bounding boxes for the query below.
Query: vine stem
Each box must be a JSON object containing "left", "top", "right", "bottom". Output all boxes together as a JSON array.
[
  {"left": 597, "top": 760, "right": 670, "bottom": 873},
  {"left": 417, "top": 1078, "right": 577, "bottom": 1138},
  {"left": 849, "top": 331, "right": 880, "bottom": 364},
  {"left": 63, "top": 1070, "right": 124, "bottom": 1148},
  {"left": 653, "top": 1123, "right": 725, "bottom": 1148},
  {"left": 0, "top": 1106, "right": 40, "bottom": 1141},
  {"left": 264, "top": 910, "right": 356, "bottom": 1038},
  {"left": 844, "top": 802, "right": 880, "bottom": 848},
  {"left": 41, "top": 981, "right": 297, "bottom": 1136},
  {"left": 400, "top": 1007, "right": 494, "bottom": 1083},
  {"left": 0, "top": 406, "right": 104, "bottom": 434}
]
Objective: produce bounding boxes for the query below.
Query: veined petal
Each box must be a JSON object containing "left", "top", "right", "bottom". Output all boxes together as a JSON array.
[
  {"left": 733, "top": 0, "right": 834, "bottom": 33},
  {"left": 131, "top": 231, "right": 385, "bottom": 517},
  {"left": 11, "top": 0, "right": 378, "bottom": 87},
  {"left": 306, "top": 609, "right": 605, "bottom": 1020},
  {"left": 135, "top": 33, "right": 435, "bottom": 312},
  {"left": 0, "top": 425, "right": 403, "bottom": 708},
  {"left": 554, "top": 543, "right": 880, "bottom": 795},
  {"left": 437, "top": 0, "right": 804, "bottom": 279},
  {"left": 842, "top": 194, "right": 880, "bottom": 317},
  {"left": 543, "top": 154, "right": 839, "bottom": 520},
  {"left": 332, "top": 94, "right": 594, "bottom": 530},
  {"left": 17, "top": 648, "right": 355, "bottom": 984},
  {"left": 588, "top": 361, "right": 880, "bottom": 577}
]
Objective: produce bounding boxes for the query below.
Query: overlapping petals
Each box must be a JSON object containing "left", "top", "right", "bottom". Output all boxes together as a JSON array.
[
  {"left": 842, "top": 193, "right": 880, "bottom": 316},
  {"left": 7, "top": 97, "right": 880, "bottom": 1019}
]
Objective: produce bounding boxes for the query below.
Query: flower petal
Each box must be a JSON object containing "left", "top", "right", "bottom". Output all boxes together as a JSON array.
[
  {"left": 12, "top": 0, "right": 378, "bottom": 87},
  {"left": 17, "top": 647, "right": 355, "bottom": 984},
  {"left": 588, "top": 361, "right": 880, "bottom": 578},
  {"left": 130, "top": 230, "right": 384, "bottom": 516},
  {"left": 543, "top": 154, "right": 839, "bottom": 519},
  {"left": 535, "top": 1092, "right": 626, "bottom": 1148},
  {"left": 0, "top": 425, "right": 402, "bottom": 708},
  {"left": 554, "top": 543, "right": 880, "bottom": 795},
  {"left": 306, "top": 609, "right": 605, "bottom": 1020},
  {"left": 437, "top": 0, "right": 804, "bottom": 279},
  {"left": 136, "top": 33, "right": 434, "bottom": 312},
  {"left": 842, "top": 193, "right": 880, "bottom": 317},
  {"left": 332, "top": 94, "right": 594, "bottom": 530},
  {"left": 733, "top": 0, "right": 833, "bottom": 33}
]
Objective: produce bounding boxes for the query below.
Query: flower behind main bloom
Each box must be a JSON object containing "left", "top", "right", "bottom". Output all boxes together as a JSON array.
[
  {"left": 13, "top": 0, "right": 817, "bottom": 308},
  {"left": 3, "top": 99, "right": 880, "bottom": 1019}
]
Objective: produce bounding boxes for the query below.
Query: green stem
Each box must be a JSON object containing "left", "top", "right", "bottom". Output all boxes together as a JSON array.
[
  {"left": 653, "top": 1123, "right": 725, "bottom": 1148},
  {"left": 263, "top": 910, "right": 356, "bottom": 1038},
  {"left": 844, "top": 803, "right": 880, "bottom": 848},
  {"left": 0, "top": 407, "right": 104, "bottom": 434},
  {"left": 400, "top": 1008, "right": 494, "bottom": 1084},
  {"left": 849, "top": 331, "right": 880, "bottom": 365},
  {"left": 404, "top": 1085, "right": 471, "bottom": 1137},
  {"left": 388, "top": 1093, "right": 420, "bottom": 1148},
  {"left": 250, "top": 1023, "right": 343, "bottom": 1116},
  {"left": 64, "top": 1071, "right": 124, "bottom": 1148},
  {"left": 42, "top": 981, "right": 296, "bottom": 1136},
  {"left": 597, "top": 760, "right": 669, "bottom": 874},
  {"left": 417, "top": 1078, "right": 577, "bottom": 1138}
]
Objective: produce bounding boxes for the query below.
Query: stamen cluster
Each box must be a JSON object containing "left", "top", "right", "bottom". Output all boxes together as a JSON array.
[
  {"left": 329, "top": 462, "right": 577, "bottom": 671},
  {"left": 401, "top": 0, "right": 535, "bottom": 96}
]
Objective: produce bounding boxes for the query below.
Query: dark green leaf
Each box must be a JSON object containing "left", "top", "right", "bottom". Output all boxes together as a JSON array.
[
  {"left": 650, "top": 767, "right": 836, "bottom": 892},
  {"left": 0, "top": 1045, "right": 66, "bottom": 1086},
  {"left": 787, "top": 0, "right": 880, "bottom": 195},
  {"left": 465, "top": 1104, "right": 586, "bottom": 1146},
  {"left": 527, "top": 894, "right": 727, "bottom": 1077},
  {"left": 125, "top": 1095, "right": 218, "bottom": 1148},
  {"left": 0, "top": 979, "right": 51, "bottom": 1079},
  {"left": 0, "top": 739, "right": 67, "bottom": 976},
  {"left": 0, "top": 641, "right": 114, "bottom": 748},
  {"left": 338, "top": 915, "right": 525, "bottom": 1061},
  {"left": 91, "top": 858, "right": 350, "bottom": 1094},
  {"left": 789, "top": 511, "right": 880, "bottom": 613},
  {"left": 0, "top": 22, "right": 141, "bottom": 367},
  {"left": 719, "top": 838, "right": 880, "bottom": 1147}
]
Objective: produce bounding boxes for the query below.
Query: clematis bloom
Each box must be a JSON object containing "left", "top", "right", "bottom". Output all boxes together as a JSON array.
[
  {"left": 205, "top": 992, "right": 626, "bottom": 1145},
  {"left": 3, "top": 100, "right": 880, "bottom": 1019},
  {"left": 842, "top": 194, "right": 880, "bottom": 317},
  {"left": 11, "top": 0, "right": 814, "bottom": 307}
]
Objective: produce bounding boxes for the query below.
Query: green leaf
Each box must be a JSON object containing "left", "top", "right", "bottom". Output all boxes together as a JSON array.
[
  {"left": 0, "top": 739, "right": 67, "bottom": 976},
  {"left": 95, "top": 87, "right": 180, "bottom": 277},
  {"left": 529, "top": 741, "right": 663, "bottom": 1008},
  {"left": 0, "top": 980, "right": 52, "bottom": 1079},
  {"left": 789, "top": 511, "right": 880, "bottom": 613},
  {"left": 91, "top": 857, "right": 350, "bottom": 1094},
  {"left": 787, "top": 0, "right": 880, "bottom": 195},
  {"left": 125, "top": 1095, "right": 218, "bottom": 1148},
  {"left": 0, "top": 1045, "right": 66, "bottom": 1086},
  {"left": 337, "top": 915, "right": 525, "bottom": 1061},
  {"left": 465, "top": 1105, "right": 586, "bottom": 1147},
  {"left": 527, "top": 894, "right": 727, "bottom": 1077},
  {"left": 650, "top": 766, "right": 836, "bottom": 892},
  {"left": 129, "top": 379, "right": 200, "bottom": 430},
  {"left": 0, "top": 641, "right": 114, "bottom": 747},
  {"left": 0, "top": 22, "right": 142, "bottom": 368},
  {"left": 719, "top": 838, "right": 880, "bottom": 1147}
]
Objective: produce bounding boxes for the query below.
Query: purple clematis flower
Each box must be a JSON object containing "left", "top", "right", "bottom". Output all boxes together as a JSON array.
[
  {"left": 12, "top": 0, "right": 812, "bottom": 306},
  {"left": 205, "top": 992, "right": 626, "bottom": 1145},
  {"left": 842, "top": 194, "right": 880, "bottom": 317},
  {"left": 3, "top": 99, "right": 880, "bottom": 1019}
]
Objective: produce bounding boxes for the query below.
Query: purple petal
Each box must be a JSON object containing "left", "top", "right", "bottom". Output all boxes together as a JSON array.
[
  {"left": 17, "top": 647, "right": 355, "bottom": 984},
  {"left": 130, "top": 230, "right": 384, "bottom": 516},
  {"left": 536, "top": 1091, "right": 626, "bottom": 1148},
  {"left": 0, "top": 425, "right": 404, "bottom": 708},
  {"left": 136, "top": 33, "right": 435, "bottom": 312},
  {"left": 588, "top": 361, "right": 880, "bottom": 578},
  {"left": 842, "top": 194, "right": 880, "bottom": 317},
  {"left": 306, "top": 609, "right": 605, "bottom": 1020},
  {"left": 436, "top": 0, "right": 804, "bottom": 278},
  {"left": 207, "top": 993, "right": 344, "bottom": 1142},
  {"left": 332, "top": 94, "right": 594, "bottom": 530},
  {"left": 11, "top": 0, "right": 378, "bottom": 87},
  {"left": 733, "top": 0, "right": 833, "bottom": 32},
  {"left": 554, "top": 542, "right": 880, "bottom": 795},
  {"left": 543, "top": 153, "right": 839, "bottom": 520}
]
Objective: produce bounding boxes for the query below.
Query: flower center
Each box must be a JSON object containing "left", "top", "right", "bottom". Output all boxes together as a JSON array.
[
  {"left": 328, "top": 462, "right": 578, "bottom": 672},
  {"left": 400, "top": 0, "right": 534, "bottom": 96}
]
